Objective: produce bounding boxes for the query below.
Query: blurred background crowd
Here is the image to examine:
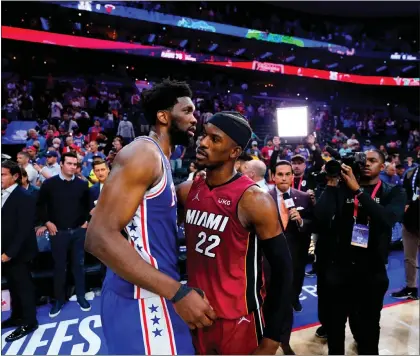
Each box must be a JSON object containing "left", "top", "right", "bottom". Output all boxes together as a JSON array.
[{"left": 1, "top": 0, "right": 419, "bottom": 311}]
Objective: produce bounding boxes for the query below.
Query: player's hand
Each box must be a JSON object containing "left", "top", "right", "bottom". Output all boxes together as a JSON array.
[
  {"left": 289, "top": 208, "right": 303, "bottom": 225},
  {"left": 252, "top": 338, "right": 280, "bottom": 355},
  {"left": 173, "top": 289, "right": 217, "bottom": 329}
]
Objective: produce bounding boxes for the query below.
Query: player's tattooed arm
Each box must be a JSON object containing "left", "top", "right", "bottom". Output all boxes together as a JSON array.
[
  {"left": 176, "top": 180, "right": 193, "bottom": 225},
  {"left": 86, "top": 140, "right": 181, "bottom": 300}
]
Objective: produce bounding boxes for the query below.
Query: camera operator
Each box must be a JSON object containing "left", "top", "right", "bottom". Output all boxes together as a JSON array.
[{"left": 314, "top": 149, "right": 406, "bottom": 355}]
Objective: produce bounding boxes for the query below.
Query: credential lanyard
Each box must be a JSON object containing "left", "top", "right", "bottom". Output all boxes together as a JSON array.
[
  {"left": 292, "top": 175, "right": 303, "bottom": 191},
  {"left": 353, "top": 180, "right": 382, "bottom": 220},
  {"left": 412, "top": 167, "right": 419, "bottom": 196}
]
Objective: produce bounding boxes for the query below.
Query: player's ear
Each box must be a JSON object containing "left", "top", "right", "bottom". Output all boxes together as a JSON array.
[
  {"left": 156, "top": 110, "right": 169, "bottom": 126},
  {"left": 230, "top": 146, "right": 242, "bottom": 160}
]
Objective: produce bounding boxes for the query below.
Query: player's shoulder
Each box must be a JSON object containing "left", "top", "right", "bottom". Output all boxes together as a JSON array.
[
  {"left": 240, "top": 184, "right": 275, "bottom": 210},
  {"left": 116, "top": 137, "right": 162, "bottom": 167},
  {"left": 112, "top": 137, "right": 163, "bottom": 183}
]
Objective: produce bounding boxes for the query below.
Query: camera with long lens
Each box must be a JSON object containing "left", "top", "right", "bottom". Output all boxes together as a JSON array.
[{"left": 324, "top": 148, "right": 367, "bottom": 179}]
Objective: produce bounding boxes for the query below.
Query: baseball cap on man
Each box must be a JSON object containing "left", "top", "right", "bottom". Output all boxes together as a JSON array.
[
  {"left": 46, "top": 151, "right": 58, "bottom": 158},
  {"left": 291, "top": 154, "right": 306, "bottom": 163}
]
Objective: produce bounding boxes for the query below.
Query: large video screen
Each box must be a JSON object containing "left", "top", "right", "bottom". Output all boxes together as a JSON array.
[{"left": 276, "top": 107, "right": 308, "bottom": 138}]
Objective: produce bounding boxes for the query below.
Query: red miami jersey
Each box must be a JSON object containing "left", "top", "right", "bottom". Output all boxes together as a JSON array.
[{"left": 184, "top": 174, "right": 265, "bottom": 319}]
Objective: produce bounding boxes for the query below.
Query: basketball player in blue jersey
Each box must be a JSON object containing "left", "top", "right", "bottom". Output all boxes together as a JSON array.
[{"left": 86, "top": 79, "right": 217, "bottom": 355}]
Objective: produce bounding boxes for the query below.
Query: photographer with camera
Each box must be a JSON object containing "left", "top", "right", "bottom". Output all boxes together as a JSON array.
[{"left": 314, "top": 149, "right": 406, "bottom": 355}]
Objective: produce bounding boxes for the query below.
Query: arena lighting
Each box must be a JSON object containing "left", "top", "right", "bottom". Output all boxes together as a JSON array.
[
  {"left": 276, "top": 107, "right": 308, "bottom": 138},
  {"left": 327, "top": 63, "right": 338, "bottom": 69},
  {"left": 285, "top": 55, "right": 295, "bottom": 63},
  {"left": 2, "top": 26, "right": 419, "bottom": 87},
  {"left": 260, "top": 52, "right": 272, "bottom": 59},
  {"left": 311, "top": 59, "right": 320, "bottom": 64},
  {"left": 208, "top": 43, "right": 218, "bottom": 52},
  {"left": 376, "top": 66, "right": 387, "bottom": 73},
  {"left": 235, "top": 48, "right": 246, "bottom": 56}
]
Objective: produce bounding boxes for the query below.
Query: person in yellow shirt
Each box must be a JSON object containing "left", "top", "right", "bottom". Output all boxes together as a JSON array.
[{"left": 87, "top": 156, "right": 105, "bottom": 187}]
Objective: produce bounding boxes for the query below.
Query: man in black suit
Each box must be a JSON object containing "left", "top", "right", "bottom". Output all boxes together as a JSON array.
[
  {"left": 267, "top": 160, "right": 314, "bottom": 354},
  {"left": 1, "top": 160, "right": 38, "bottom": 342}
]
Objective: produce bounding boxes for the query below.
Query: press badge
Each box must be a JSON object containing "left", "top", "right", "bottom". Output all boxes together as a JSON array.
[
  {"left": 413, "top": 187, "right": 419, "bottom": 201},
  {"left": 351, "top": 224, "right": 369, "bottom": 248}
]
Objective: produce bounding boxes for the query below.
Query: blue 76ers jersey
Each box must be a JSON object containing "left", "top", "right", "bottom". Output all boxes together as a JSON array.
[{"left": 103, "top": 136, "right": 179, "bottom": 299}]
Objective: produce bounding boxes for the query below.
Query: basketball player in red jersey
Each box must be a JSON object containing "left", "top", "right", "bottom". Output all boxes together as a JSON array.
[{"left": 177, "top": 111, "right": 293, "bottom": 355}]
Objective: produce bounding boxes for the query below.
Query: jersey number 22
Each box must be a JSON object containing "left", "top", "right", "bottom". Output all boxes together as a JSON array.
[{"left": 195, "top": 231, "right": 220, "bottom": 258}]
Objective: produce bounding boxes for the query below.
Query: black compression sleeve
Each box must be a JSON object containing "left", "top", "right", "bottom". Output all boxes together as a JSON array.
[{"left": 260, "top": 233, "right": 293, "bottom": 342}]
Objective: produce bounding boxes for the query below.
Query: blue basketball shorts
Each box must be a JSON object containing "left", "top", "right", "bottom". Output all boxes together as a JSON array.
[{"left": 101, "top": 287, "right": 195, "bottom": 355}]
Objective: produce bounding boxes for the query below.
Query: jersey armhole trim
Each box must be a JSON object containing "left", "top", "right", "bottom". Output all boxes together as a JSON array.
[
  {"left": 145, "top": 157, "right": 167, "bottom": 199},
  {"left": 236, "top": 183, "right": 258, "bottom": 230}
]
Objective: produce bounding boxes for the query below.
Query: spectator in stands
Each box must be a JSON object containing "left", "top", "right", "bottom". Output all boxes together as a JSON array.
[
  {"left": 112, "top": 137, "right": 123, "bottom": 153},
  {"left": 234, "top": 152, "right": 253, "bottom": 173},
  {"left": 36, "top": 151, "right": 60, "bottom": 184},
  {"left": 404, "top": 156, "right": 418, "bottom": 170},
  {"left": 380, "top": 163, "right": 400, "bottom": 185},
  {"left": 62, "top": 136, "right": 75, "bottom": 154},
  {"left": 1, "top": 160, "right": 38, "bottom": 342},
  {"left": 396, "top": 164, "right": 406, "bottom": 185},
  {"left": 20, "top": 168, "right": 39, "bottom": 199},
  {"left": 88, "top": 119, "right": 103, "bottom": 142},
  {"left": 72, "top": 127, "right": 85, "bottom": 148},
  {"left": 261, "top": 138, "right": 275, "bottom": 166},
  {"left": 25, "top": 146, "right": 38, "bottom": 162},
  {"left": 247, "top": 141, "right": 263, "bottom": 160},
  {"left": 187, "top": 161, "right": 198, "bottom": 181},
  {"left": 16, "top": 151, "right": 38, "bottom": 186},
  {"left": 36, "top": 152, "right": 91, "bottom": 318},
  {"left": 26, "top": 129, "right": 46, "bottom": 152},
  {"left": 49, "top": 98, "right": 63, "bottom": 127},
  {"left": 242, "top": 159, "right": 270, "bottom": 192},
  {"left": 170, "top": 145, "right": 186, "bottom": 173},
  {"left": 59, "top": 113, "right": 78, "bottom": 136},
  {"left": 20, "top": 92, "right": 34, "bottom": 120},
  {"left": 362, "top": 140, "right": 375, "bottom": 152},
  {"left": 339, "top": 143, "right": 352, "bottom": 157},
  {"left": 117, "top": 114, "right": 135, "bottom": 144},
  {"left": 82, "top": 141, "right": 106, "bottom": 173}
]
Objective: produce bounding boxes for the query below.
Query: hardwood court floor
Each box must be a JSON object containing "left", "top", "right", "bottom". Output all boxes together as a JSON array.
[{"left": 277, "top": 300, "right": 419, "bottom": 355}]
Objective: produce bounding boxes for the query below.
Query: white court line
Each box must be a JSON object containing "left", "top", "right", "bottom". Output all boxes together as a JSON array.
[{"left": 396, "top": 319, "right": 419, "bottom": 334}]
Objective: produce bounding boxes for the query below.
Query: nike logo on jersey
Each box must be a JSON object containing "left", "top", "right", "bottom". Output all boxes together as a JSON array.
[
  {"left": 185, "top": 209, "right": 229, "bottom": 232},
  {"left": 238, "top": 316, "right": 250, "bottom": 325}
]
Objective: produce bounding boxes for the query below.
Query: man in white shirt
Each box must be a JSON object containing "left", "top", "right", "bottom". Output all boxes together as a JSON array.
[
  {"left": 242, "top": 159, "right": 271, "bottom": 192},
  {"left": 16, "top": 151, "right": 38, "bottom": 186},
  {"left": 36, "top": 151, "right": 61, "bottom": 184}
]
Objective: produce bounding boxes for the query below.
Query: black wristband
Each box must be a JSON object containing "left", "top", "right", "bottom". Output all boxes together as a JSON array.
[{"left": 170, "top": 285, "right": 205, "bottom": 303}]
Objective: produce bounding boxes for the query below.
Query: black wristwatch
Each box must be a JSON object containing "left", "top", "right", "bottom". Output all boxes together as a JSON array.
[{"left": 354, "top": 188, "right": 363, "bottom": 196}]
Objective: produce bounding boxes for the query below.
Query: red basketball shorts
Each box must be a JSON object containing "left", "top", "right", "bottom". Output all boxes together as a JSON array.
[{"left": 192, "top": 308, "right": 265, "bottom": 355}]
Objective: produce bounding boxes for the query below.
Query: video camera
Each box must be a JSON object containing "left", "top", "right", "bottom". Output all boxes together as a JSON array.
[{"left": 324, "top": 147, "right": 367, "bottom": 179}]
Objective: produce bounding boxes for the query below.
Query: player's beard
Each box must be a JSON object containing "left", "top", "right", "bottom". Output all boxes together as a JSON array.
[{"left": 169, "top": 116, "right": 193, "bottom": 147}]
